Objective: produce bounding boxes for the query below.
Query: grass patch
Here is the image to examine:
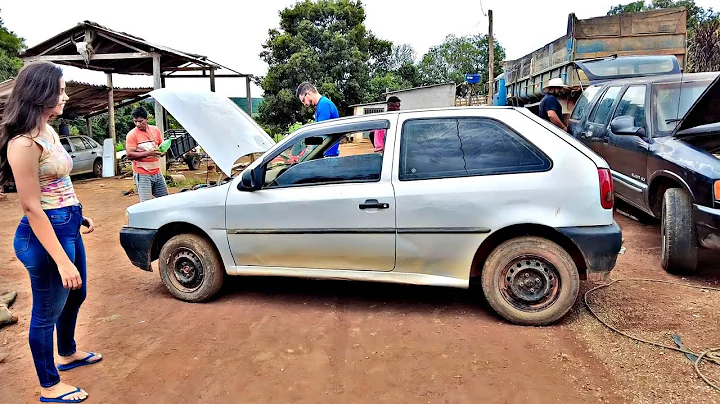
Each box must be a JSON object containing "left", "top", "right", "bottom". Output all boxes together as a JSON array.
[{"left": 166, "top": 176, "right": 206, "bottom": 189}]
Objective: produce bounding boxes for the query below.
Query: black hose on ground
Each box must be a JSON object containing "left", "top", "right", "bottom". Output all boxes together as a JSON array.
[{"left": 584, "top": 278, "right": 720, "bottom": 391}]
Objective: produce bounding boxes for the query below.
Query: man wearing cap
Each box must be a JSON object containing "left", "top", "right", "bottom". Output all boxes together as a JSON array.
[
  {"left": 370, "top": 96, "right": 401, "bottom": 153},
  {"left": 539, "top": 78, "right": 568, "bottom": 132}
]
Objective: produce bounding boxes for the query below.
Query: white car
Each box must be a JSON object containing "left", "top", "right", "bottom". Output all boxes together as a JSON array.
[{"left": 120, "top": 89, "right": 622, "bottom": 326}]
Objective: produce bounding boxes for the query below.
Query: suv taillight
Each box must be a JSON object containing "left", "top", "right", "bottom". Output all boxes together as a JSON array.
[{"left": 598, "top": 168, "right": 614, "bottom": 209}]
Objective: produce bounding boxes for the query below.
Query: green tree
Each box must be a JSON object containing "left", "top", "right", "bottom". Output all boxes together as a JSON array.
[
  {"left": 0, "top": 10, "right": 25, "bottom": 82},
  {"left": 257, "top": 0, "right": 392, "bottom": 133},
  {"left": 418, "top": 34, "right": 505, "bottom": 94},
  {"left": 607, "top": 1, "right": 718, "bottom": 31}
]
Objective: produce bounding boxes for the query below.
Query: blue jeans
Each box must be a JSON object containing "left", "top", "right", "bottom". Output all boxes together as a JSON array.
[{"left": 13, "top": 204, "right": 87, "bottom": 388}]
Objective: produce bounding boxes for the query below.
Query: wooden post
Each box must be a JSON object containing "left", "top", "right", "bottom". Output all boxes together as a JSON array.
[
  {"left": 86, "top": 117, "right": 93, "bottom": 139},
  {"left": 209, "top": 68, "right": 216, "bottom": 92},
  {"left": 245, "top": 76, "right": 252, "bottom": 117},
  {"left": 488, "top": 10, "right": 494, "bottom": 105},
  {"left": 152, "top": 53, "right": 166, "bottom": 175},
  {"left": 106, "top": 73, "right": 117, "bottom": 175}
]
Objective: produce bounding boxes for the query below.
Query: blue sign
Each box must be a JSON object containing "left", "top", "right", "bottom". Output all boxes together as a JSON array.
[{"left": 465, "top": 74, "right": 482, "bottom": 84}]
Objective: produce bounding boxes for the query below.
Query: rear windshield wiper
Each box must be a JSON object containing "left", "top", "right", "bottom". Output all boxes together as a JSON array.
[{"left": 665, "top": 118, "right": 682, "bottom": 123}]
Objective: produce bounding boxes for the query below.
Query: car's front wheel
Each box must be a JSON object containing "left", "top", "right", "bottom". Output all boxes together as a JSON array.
[
  {"left": 158, "top": 233, "right": 225, "bottom": 302},
  {"left": 661, "top": 188, "right": 697, "bottom": 274},
  {"left": 481, "top": 236, "right": 580, "bottom": 326}
]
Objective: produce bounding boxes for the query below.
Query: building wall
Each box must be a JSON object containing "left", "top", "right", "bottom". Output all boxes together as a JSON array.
[
  {"left": 352, "top": 103, "right": 386, "bottom": 116},
  {"left": 386, "top": 84, "right": 455, "bottom": 111}
]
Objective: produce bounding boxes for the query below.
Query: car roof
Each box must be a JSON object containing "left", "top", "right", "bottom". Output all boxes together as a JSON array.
[
  {"left": 297, "top": 106, "right": 522, "bottom": 129},
  {"left": 590, "top": 71, "right": 720, "bottom": 87}
]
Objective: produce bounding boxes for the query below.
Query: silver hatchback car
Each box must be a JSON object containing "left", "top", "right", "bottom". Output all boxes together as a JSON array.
[
  {"left": 120, "top": 89, "right": 623, "bottom": 326},
  {"left": 59, "top": 135, "right": 104, "bottom": 177}
]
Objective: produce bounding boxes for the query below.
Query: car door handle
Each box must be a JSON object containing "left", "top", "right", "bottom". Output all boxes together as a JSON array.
[
  {"left": 71, "top": 155, "right": 76, "bottom": 158},
  {"left": 91, "top": 151, "right": 96, "bottom": 154},
  {"left": 359, "top": 199, "right": 389, "bottom": 210}
]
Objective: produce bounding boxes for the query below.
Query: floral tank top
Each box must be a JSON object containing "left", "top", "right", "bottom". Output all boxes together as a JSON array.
[{"left": 15, "top": 125, "right": 80, "bottom": 209}]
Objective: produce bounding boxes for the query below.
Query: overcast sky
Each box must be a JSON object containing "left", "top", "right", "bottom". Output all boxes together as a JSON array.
[{"left": 3, "top": 0, "right": 714, "bottom": 97}]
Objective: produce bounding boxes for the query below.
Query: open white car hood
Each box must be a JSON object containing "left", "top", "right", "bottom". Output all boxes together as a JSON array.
[{"left": 150, "top": 88, "right": 275, "bottom": 177}]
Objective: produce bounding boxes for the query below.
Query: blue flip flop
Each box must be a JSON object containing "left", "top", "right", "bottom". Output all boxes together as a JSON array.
[
  {"left": 39, "top": 387, "right": 87, "bottom": 403},
  {"left": 57, "top": 352, "right": 102, "bottom": 371}
]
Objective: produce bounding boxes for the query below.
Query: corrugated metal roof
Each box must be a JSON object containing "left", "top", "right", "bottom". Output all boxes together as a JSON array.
[{"left": 0, "top": 78, "right": 152, "bottom": 118}]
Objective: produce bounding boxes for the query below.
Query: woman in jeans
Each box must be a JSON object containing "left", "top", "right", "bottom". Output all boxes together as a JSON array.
[{"left": 0, "top": 62, "right": 101, "bottom": 403}]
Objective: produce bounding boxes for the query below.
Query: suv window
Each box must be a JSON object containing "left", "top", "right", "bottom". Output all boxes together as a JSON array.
[
  {"left": 570, "top": 85, "right": 602, "bottom": 121},
  {"left": 69, "top": 137, "right": 86, "bottom": 151},
  {"left": 590, "top": 86, "right": 622, "bottom": 124},
  {"left": 399, "top": 118, "right": 550, "bottom": 181},
  {"left": 612, "top": 85, "right": 647, "bottom": 129},
  {"left": 264, "top": 130, "right": 384, "bottom": 188}
]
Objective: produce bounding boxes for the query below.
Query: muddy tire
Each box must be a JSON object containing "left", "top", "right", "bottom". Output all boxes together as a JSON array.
[
  {"left": 481, "top": 236, "right": 579, "bottom": 326},
  {"left": 661, "top": 188, "right": 697, "bottom": 274},
  {"left": 93, "top": 159, "right": 103, "bottom": 178},
  {"left": 159, "top": 233, "right": 225, "bottom": 302}
]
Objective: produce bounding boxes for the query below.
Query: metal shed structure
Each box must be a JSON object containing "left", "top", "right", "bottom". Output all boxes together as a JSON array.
[{"left": 19, "top": 20, "right": 253, "bottom": 172}]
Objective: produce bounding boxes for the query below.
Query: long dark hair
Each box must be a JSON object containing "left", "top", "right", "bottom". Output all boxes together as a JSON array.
[{"left": 0, "top": 61, "right": 64, "bottom": 185}]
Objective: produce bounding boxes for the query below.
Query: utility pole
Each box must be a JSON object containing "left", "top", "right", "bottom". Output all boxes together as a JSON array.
[{"left": 488, "top": 9, "right": 494, "bottom": 105}]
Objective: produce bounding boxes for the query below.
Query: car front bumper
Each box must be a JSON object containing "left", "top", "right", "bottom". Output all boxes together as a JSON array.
[
  {"left": 119, "top": 227, "right": 157, "bottom": 271},
  {"left": 558, "top": 222, "right": 623, "bottom": 281},
  {"left": 694, "top": 204, "right": 720, "bottom": 250}
]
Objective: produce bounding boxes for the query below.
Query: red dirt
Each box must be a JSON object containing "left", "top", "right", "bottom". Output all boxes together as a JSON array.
[{"left": 1, "top": 172, "right": 719, "bottom": 403}]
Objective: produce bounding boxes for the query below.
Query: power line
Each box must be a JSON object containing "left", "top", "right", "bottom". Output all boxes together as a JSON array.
[{"left": 479, "top": 0, "right": 488, "bottom": 17}]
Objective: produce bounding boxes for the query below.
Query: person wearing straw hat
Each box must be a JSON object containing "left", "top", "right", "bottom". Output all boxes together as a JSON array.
[{"left": 539, "top": 78, "right": 568, "bottom": 132}]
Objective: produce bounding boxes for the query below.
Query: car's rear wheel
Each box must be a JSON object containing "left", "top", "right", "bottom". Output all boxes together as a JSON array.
[
  {"left": 661, "top": 188, "right": 697, "bottom": 274},
  {"left": 159, "top": 233, "right": 225, "bottom": 302},
  {"left": 481, "top": 236, "right": 579, "bottom": 326},
  {"left": 93, "top": 159, "right": 103, "bottom": 178}
]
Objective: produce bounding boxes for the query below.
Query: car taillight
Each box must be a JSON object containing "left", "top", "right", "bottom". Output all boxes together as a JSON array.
[{"left": 598, "top": 168, "right": 614, "bottom": 209}]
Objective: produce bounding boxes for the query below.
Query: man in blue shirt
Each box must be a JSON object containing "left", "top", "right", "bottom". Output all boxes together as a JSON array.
[{"left": 296, "top": 82, "right": 341, "bottom": 156}]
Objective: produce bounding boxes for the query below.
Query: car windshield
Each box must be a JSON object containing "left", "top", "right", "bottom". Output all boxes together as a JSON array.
[{"left": 653, "top": 79, "right": 714, "bottom": 136}]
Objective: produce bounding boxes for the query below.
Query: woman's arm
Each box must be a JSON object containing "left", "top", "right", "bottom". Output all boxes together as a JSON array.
[{"left": 7, "top": 136, "right": 82, "bottom": 289}]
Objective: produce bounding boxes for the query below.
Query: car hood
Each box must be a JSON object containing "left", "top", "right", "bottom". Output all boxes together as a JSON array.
[
  {"left": 150, "top": 88, "right": 275, "bottom": 176},
  {"left": 673, "top": 74, "right": 720, "bottom": 138}
]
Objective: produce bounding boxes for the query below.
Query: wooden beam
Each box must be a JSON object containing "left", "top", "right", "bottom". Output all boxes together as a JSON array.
[
  {"left": 96, "top": 31, "right": 145, "bottom": 53},
  {"left": 165, "top": 66, "right": 212, "bottom": 72},
  {"left": 107, "top": 73, "right": 117, "bottom": 175},
  {"left": 86, "top": 117, "right": 93, "bottom": 139},
  {"left": 162, "top": 74, "right": 249, "bottom": 78},
  {"left": 246, "top": 76, "right": 252, "bottom": 117},
  {"left": 153, "top": 53, "right": 166, "bottom": 175},
  {"left": 209, "top": 68, "right": 216, "bottom": 92},
  {"left": 23, "top": 52, "right": 152, "bottom": 63}
]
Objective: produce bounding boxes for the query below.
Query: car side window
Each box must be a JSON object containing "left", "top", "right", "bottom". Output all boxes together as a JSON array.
[
  {"left": 263, "top": 130, "right": 384, "bottom": 189},
  {"left": 589, "top": 86, "right": 622, "bottom": 125},
  {"left": 399, "top": 117, "right": 551, "bottom": 181},
  {"left": 69, "top": 137, "right": 85, "bottom": 151},
  {"left": 81, "top": 138, "right": 95, "bottom": 149},
  {"left": 570, "top": 85, "right": 602, "bottom": 121},
  {"left": 60, "top": 138, "right": 72, "bottom": 153},
  {"left": 612, "top": 85, "right": 647, "bottom": 129}
]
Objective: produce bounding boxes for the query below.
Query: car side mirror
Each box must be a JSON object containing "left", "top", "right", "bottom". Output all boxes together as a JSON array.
[
  {"left": 238, "top": 169, "right": 256, "bottom": 192},
  {"left": 610, "top": 116, "right": 645, "bottom": 137}
]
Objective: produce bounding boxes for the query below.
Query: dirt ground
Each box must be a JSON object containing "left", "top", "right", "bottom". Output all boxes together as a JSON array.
[{"left": 2, "top": 161, "right": 720, "bottom": 403}]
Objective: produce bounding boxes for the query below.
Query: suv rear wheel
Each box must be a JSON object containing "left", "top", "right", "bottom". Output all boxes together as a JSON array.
[
  {"left": 661, "top": 188, "right": 697, "bottom": 274},
  {"left": 481, "top": 236, "right": 579, "bottom": 326},
  {"left": 158, "top": 233, "right": 225, "bottom": 302}
]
